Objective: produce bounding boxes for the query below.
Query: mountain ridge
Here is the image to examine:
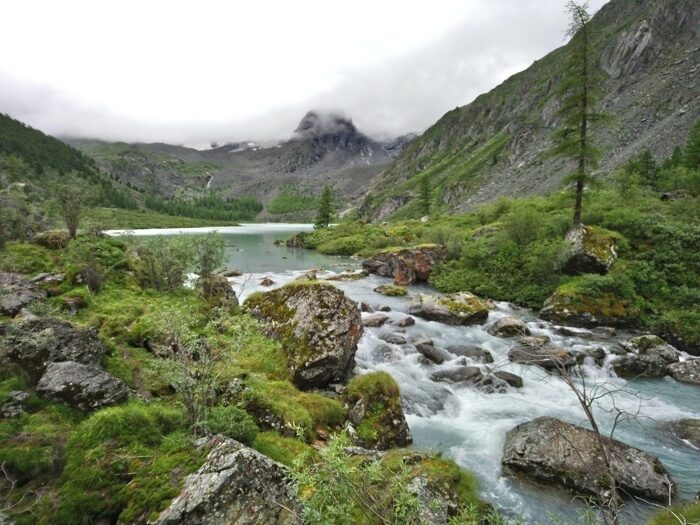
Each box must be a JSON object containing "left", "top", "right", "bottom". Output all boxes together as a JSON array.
[{"left": 358, "top": 0, "right": 700, "bottom": 220}]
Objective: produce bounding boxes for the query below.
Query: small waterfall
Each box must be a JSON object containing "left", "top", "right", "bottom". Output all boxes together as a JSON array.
[{"left": 205, "top": 173, "right": 213, "bottom": 189}]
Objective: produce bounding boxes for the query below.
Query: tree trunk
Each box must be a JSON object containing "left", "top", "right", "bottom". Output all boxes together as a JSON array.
[{"left": 573, "top": 20, "right": 589, "bottom": 227}]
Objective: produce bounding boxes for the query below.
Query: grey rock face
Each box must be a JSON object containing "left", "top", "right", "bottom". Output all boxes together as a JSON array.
[
  {"left": 502, "top": 416, "right": 675, "bottom": 502},
  {"left": 2, "top": 317, "right": 108, "bottom": 381},
  {"left": 487, "top": 317, "right": 530, "bottom": 337},
  {"left": 245, "top": 282, "right": 362, "bottom": 389},
  {"left": 667, "top": 359, "right": 700, "bottom": 385},
  {"left": 408, "top": 292, "right": 489, "bottom": 326},
  {"left": 0, "top": 272, "right": 46, "bottom": 317},
  {"left": 156, "top": 436, "right": 301, "bottom": 525},
  {"left": 36, "top": 361, "right": 128, "bottom": 411}
]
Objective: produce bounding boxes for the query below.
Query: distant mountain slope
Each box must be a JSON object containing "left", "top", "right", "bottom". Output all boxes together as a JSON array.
[
  {"left": 68, "top": 111, "right": 413, "bottom": 219},
  {"left": 360, "top": 0, "right": 700, "bottom": 220}
]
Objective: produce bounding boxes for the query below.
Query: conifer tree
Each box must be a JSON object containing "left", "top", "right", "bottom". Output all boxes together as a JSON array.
[
  {"left": 552, "top": 1, "right": 603, "bottom": 226},
  {"left": 684, "top": 119, "right": 700, "bottom": 169},
  {"left": 315, "top": 185, "right": 335, "bottom": 229}
]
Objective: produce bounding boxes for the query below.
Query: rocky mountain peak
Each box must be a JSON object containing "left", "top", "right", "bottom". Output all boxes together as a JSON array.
[{"left": 293, "top": 110, "right": 360, "bottom": 140}]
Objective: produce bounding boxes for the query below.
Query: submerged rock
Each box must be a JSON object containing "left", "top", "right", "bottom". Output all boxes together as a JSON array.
[
  {"left": 2, "top": 317, "right": 108, "bottom": 381},
  {"left": 346, "top": 372, "right": 412, "bottom": 449},
  {"left": 408, "top": 292, "right": 489, "bottom": 326},
  {"left": 667, "top": 359, "right": 700, "bottom": 385},
  {"left": 671, "top": 419, "right": 700, "bottom": 448},
  {"left": 507, "top": 345, "right": 576, "bottom": 370},
  {"left": 156, "top": 436, "right": 301, "bottom": 525},
  {"left": 0, "top": 272, "right": 47, "bottom": 317},
  {"left": 612, "top": 335, "right": 679, "bottom": 378},
  {"left": 487, "top": 316, "right": 530, "bottom": 337},
  {"left": 362, "top": 245, "right": 448, "bottom": 285},
  {"left": 502, "top": 416, "right": 674, "bottom": 502},
  {"left": 562, "top": 225, "right": 618, "bottom": 275},
  {"left": 36, "top": 361, "right": 128, "bottom": 411},
  {"left": 195, "top": 273, "right": 238, "bottom": 309},
  {"left": 244, "top": 282, "right": 362, "bottom": 389},
  {"left": 445, "top": 345, "right": 494, "bottom": 363}
]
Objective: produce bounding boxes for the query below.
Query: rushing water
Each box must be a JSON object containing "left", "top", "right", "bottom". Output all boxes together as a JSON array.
[{"left": 112, "top": 224, "right": 700, "bottom": 524}]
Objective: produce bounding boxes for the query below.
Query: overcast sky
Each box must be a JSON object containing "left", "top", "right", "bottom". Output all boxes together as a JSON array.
[{"left": 0, "top": 0, "right": 607, "bottom": 146}]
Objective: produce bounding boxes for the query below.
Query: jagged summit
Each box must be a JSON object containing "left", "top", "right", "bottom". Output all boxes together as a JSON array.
[{"left": 294, "top": 110, "right": 358, "bottom": 138}]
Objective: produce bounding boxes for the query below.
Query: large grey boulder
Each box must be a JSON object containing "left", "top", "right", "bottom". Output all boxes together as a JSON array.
[
  {"left": 612, "top": 335, "right": 679, "bottom": 378},
  {"left": 36, "top": 361, "right": 128, "bottom": 411},
  {"left": 1, "top": 317, "right": 108, "bottom": 381},
  {"left": 156, "top": 436, "right": 301, "bottom": 525},
  {"left": 562, "top": 225, "right": 618, "bottom": 275},
  {"left": 408, "top": 292, "right": 489, "bottom": 326},
  {"left": 0, "top": 272, "right": 46, "bottom": 317},
  {"left": 244, "top": 282, "right": 362, "bottom": 389},
  {"left": 667, "top": 359, "right": 700, "bottom": 385},
  {"left": 362, "top": 245, "right": 447, "bottom": 285},
  {"left": 502, "top": 417, "right": 674, "bottom": 502}
]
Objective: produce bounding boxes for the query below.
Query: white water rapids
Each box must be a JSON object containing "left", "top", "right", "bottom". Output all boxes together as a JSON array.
[{"left": 120, "top": 224, "right": 699, "bottom": 524}]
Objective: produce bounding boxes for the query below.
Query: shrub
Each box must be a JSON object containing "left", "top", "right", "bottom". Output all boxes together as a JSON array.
[
  {"left": 504, "top": 206, "right": 542, "bottom": 246},
  {"left": 190, "top": 231, "right": 224, "bottom": 276},
  {"left": 133, "top": 236, "right": 193, "bottom": 291},
  {"left": 203, "top": 405, "right": 258, "bottom": 445}
]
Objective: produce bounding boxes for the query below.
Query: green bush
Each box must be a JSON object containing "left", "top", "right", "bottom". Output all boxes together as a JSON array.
[
  {"left": 203, "top": 405, "right": 259, "bottom": 445},
  {"left": 133, "top": 236, "right": 194, "bottom": 291}
]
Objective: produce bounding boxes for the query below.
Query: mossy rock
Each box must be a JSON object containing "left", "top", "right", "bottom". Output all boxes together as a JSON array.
[
  {"left": 33, "top": 230, "right": 71, "bottom": 250},
  {"left": 345, "top": 372, "right": 411, "bottom": 450},
  {"left": 373, "top": 284, "right": 408, "bottom": 297},
  {"left": 408, "top": 292, "right": 489, "bottom": 325},
  {"left": 540, "top": 274, "right": 640, "bottom": 328},
  {"left": 244, "top": 281, "right": 363, "bottom": 389},
  {"left": 195, "top": 273, "right": 238, "bottom": 309},
  {"left": 563, "top": 225, "right": 621, "bottom": 275}
]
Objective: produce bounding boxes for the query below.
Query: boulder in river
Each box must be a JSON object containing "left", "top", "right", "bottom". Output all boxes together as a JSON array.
[
  {"left": 430, "top": 366, "right": 482, "bottom": 384},
  {"left": 671, "top": 419, "right": 700, "bottom": 448},
  {"left": 155, "top": 435, "right": 301, "bottom": 525},
  {"left": 493, "top": 370, "right": 523, "bottom": 388},
  {"left": 667, "top": 359, "right": 700, "bottom": 385},
  {"left": 487, "top": 317, "right": 530, "bottom": 337},
  {"left": 508, "top": 345, "right": 576, "bottom": 371},
  {"left": 346, "top": 372, "right": 412, "bottom": 449},
  {"left": 379, "top": 332, "right": 407, "bottom": 345},
  {"left": 0, "top": 272, "right": 47, "bottom": 317},
  {"left": 612, "top": 335, "right": 679, "bottom": 378},
  {"left": 36, "top": 361, "right": 128, "bottom": 411},
  {"left": 408, "top": 292, "right": 489, "bottom": 326},
  {"left": 445, "top": 345, "right": 494, "bottom": 363},
  {"left": 562, "top": 225, "right": 618, "bottom": 275},
  {"left": 415, "top": 343, "right": 447, "bottom": 365},
  {"left": 395, "top": 316, "right": 415, "bottom": 327},
  {"left": 362, "top": 245, "right": 448, "bottom": 285},
  {"left": 363, "top": 312, "right": 390, "bottom": 327},
  {"left": 244, "top": 281, "right": 362, "bottom": 389},
  {"left": 374, "top": 284, "right": 408, "bottom": 296},
  {"left": 502, "top": 416, "right": 675, "bottom": 502},
  {"left": 2, "top": 317, "right": 108, "bottom": 381}
]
